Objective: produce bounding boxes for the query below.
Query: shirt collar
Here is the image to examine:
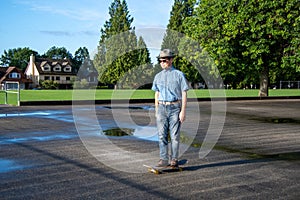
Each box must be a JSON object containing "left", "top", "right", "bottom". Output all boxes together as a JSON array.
[{"left": 163, "top": 66, "right": 174, "bottom": 71}]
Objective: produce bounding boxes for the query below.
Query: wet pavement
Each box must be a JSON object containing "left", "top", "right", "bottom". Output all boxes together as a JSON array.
[{"left": 0, "top": 100, "right": 299, "bottom": 199}]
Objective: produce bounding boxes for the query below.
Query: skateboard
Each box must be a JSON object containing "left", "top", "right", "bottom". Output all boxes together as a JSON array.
[{"left": 143, "top": 159, "right": 188, "bottom": 174}]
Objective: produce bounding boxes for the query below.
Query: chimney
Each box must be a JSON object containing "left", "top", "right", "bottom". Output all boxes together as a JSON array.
[{"left": 30, "top": 54, "right": 35, "bottom": 76}]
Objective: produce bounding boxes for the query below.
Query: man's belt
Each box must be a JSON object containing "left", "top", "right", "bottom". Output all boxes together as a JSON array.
[{"left": 159, "top": 100, "right": 180, "bottom": 105}]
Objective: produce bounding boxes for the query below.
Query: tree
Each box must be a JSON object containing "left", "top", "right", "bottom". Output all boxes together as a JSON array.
[
  {"left": 161, "top": 0, "right": 201, "bottom": 87},
  {"left": 42, "top": 46, "right": 73, "bottom": 60},
  {"left": 73, "top": 47, "right": 90, "bottom": 71},
  {"left": 162, "top": 0, "right": 196, "bottom": 50},
  {"left": 136, "top": 36, "right": 151, "bottom": 65},
  {"left": 94, "top": 0, "right": 134, "bottom": 89},
  {"left": 184, "top": 0, "right": 300, "bottom": 95},
  {"left": 120, "top": 36, "right": 153, "bottom": 88},
  {"left": 93, "top": 0, "right": 151, "bottom": 89},
  {"left": 0, "top": 47, "right": 38, "bottom": 71},
  {"left": 75, "top": 57, "right": 98, "bottom": 89}
]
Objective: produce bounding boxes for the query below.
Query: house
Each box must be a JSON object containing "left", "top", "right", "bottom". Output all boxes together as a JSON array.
[
  {"left": 75, "top": 58, "right": 99, "bottom": 88},
  {"left": 0, "top": 66, "right": 32, "bottom": 90},
  {"left": 24, "top": 55, "right": 77, "bottom": 89}
]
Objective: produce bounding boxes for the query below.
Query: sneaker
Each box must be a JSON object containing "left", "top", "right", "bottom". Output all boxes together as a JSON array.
[
  {"left": 156, "top": 159, "right": 169, "bottom": 167},
  {"left": 170, "top": 159, "right": 178, "bottom": 167}
]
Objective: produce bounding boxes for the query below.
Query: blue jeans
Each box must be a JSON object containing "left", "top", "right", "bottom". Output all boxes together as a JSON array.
[{"left": 156, "top": 103, "right": 181, "bottom": 161}]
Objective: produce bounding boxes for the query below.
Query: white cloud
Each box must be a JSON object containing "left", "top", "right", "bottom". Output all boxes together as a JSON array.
[
  {"left": 40, "top": 30, "right": 98, "bottom": 37},
  {"left": 17, "top": 0, "right": 105, "bottom": 21},
  {"left": 40, "top": 30, "right": 73, "bottom": 36}
]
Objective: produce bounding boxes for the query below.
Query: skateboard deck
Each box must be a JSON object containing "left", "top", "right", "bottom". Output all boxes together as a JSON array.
[{"left": 143, "top": 159, "right": 188, "bottom": 174}]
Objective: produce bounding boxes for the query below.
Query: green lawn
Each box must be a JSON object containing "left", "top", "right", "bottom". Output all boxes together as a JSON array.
[
  {"left": 190, "top": 89, "right": 300, "bottom": 98},
  {"left": 1, "top": 89, "right": 300, "bottom": 105}
]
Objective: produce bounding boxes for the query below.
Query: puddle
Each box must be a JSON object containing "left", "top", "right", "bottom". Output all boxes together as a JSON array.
[
  {"left": 0, "top": 106, "right": 154, "bottom": 124},
  {"left": 0, "top": 159, "right": 30, "bottom": 173},
  {"left": 103, "top": 128, "right": 134, "bottom": 137},
  {"left": 190, "top": 140, "right": 300, "bottom": 161},
  {"left": 269, "top": 118, "right": 298, "bottom": 124},
  {"left": 103, "top": 105, "right": 154, "bottom": 111},
  {"left": 0, "top": 110, "right": 74, "bottom": 123},
  {"left": 251, "top": 117, "right": 300, "bottom": 124},
  {"left": 0, "top": 134, "right": 77, "bottom": 145},
  {"left": 101, "top": 127, "right": 158, "bottom": 141},
  {"left": 0, "top": 111, "right": 53, "bottom": 118},
  {"left": 101, "top": 127, "right": 196, "bottom": 143}
]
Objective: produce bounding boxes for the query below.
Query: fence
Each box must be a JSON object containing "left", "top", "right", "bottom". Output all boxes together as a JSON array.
[
  {"left": 0, "top": 81, "right": 20, "bottom": 106},
  {"left": 279, "top": 81, "right": 300, "bottom": 89}
]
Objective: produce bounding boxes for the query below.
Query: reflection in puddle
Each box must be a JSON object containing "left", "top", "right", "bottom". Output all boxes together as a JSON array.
[
  {"left": 0, "top": 111, "right": 52, "bottom": 118},
  {"left": 0, "top": 110, "right": 73, "bottom": 123},
  {"left": 103, "top": 128, "right": 134, "bottom": 136},
  {"left": 0, "top": 134, "right": 77, "bottom": 145},
  {"left": 0, "top": 159, "right": 30, "bottom": 173},
  {"left": 103, "top": 105, "right": 154, "bottom": 111},
  {"left": 100, "top": 127, "right": 195, "bottom": 144},
  {"left": 102, "top": 127, "right": 158, "bottom": 142}
]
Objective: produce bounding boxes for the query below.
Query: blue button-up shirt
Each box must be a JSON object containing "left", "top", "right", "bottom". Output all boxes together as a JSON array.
[{"left": 152, "top": 66, "right": 189, "bottom": 102}]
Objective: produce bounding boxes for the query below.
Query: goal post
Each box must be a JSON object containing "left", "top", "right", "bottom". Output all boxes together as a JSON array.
[{"left": 1, "top": 81, "right": 21, "bottom": 106}]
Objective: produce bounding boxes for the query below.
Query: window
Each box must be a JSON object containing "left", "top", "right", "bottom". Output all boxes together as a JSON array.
[
  {"left": 66, "top": 77, "right": 71, "bottom": 81},
  {"left": 64, "top": 66, "right": 71, "bottom": 72},
  {"left": 9, "top": 73, "right": 20, "bottom": 78},
  {"left": 43, "top": 64, "right": 51, "bottom": 71},
  {"left": 45, "top": 76, "right": 50, "bottom": 80},
  {"left": 53, "top": 64, "right": 61, "bottom": 72},
  {"left": 56, "top": 76, "right": 60, "bottom": 81}
]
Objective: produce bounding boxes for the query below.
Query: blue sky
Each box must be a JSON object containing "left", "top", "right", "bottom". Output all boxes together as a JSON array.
[{"left": 0, "top": 0, "right": 173, "bottom": 59}]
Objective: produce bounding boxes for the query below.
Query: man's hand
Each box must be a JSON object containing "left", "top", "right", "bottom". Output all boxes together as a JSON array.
[
  {"left": 179, "top": 91, "right": 187, "bottom": 123},
  {"left": 179, "top": 111, "right": 186, "bottom": 123},
  {"left": 154, "top": 91, "right": 159, "bottom": 118}
]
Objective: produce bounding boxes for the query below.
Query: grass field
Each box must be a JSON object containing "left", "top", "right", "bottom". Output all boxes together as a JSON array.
[{"left": 1, "top": 89, "right": 300, "bottom": 105}]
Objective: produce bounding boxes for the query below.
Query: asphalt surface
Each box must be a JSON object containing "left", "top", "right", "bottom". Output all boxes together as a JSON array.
[{"left": 0, "top": 99, "right": 299, "bottom": 199}]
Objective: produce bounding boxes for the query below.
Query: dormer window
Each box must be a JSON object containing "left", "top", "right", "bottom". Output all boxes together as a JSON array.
[
  {"left": 53, "top": 64, "right": 61, "bottom": 72},
  {"left": 9, "top": 72, "right": 20, "bottom": 78},
  {"left": 43, "top": 64, "right": 51, "bottom": 71},
  {"left": 64, "top": 65, "right": 72, "bottom": 72}
]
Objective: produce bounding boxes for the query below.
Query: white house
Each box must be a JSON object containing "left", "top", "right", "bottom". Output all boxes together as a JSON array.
[{"left": 24, "top": 55, "right": 77, "bottom": 89}]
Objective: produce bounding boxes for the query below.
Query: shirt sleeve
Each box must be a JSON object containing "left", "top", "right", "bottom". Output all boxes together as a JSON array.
[
  {"left": 181, "top": 73, "right": 189, "bottom": 91},
  {"left": 151, "top": 76, "right": 159, "bottom": 91}
]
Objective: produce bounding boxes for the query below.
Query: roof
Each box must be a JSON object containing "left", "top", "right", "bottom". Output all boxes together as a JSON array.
[
  {"left": 0, "top": 66, "right": 32, "bottom": 83},
  {"left": 33, "top": 57, "right": 77, "bottom": 75}
]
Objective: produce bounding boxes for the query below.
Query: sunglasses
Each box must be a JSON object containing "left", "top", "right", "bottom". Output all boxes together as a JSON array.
[{"left": 159, "top": 59, "right": 169, "bottom": 63}]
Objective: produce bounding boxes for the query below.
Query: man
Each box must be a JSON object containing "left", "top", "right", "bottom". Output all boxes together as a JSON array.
[{"left": 152, "top": 49, "right": 189, "bottom": 167}]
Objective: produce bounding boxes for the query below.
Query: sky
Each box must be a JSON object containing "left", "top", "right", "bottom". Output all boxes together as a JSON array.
[{"left": 0, "top": 0, "right": 174, "bottom": 60}]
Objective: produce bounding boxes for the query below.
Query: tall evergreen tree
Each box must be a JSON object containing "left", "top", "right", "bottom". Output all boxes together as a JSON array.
[
  {"left": 161, "top": 0, "right": 201, "bottom": 87},
  {"left": 137, "top": 36, "right": 151, "bottom": 65},
  {"left": 73, "top": 47, "right": 90, "bottom": 72},
  {"left": 162, "top": 0, "right": 195, "bottom": 51},
  {"left": 93, "top": 0, "right": 149, "bottom": 89}
]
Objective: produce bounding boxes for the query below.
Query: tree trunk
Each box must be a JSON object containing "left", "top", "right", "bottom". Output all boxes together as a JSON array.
[{"left": 258, "top": 65, "right": 269, "bottom": 97}]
